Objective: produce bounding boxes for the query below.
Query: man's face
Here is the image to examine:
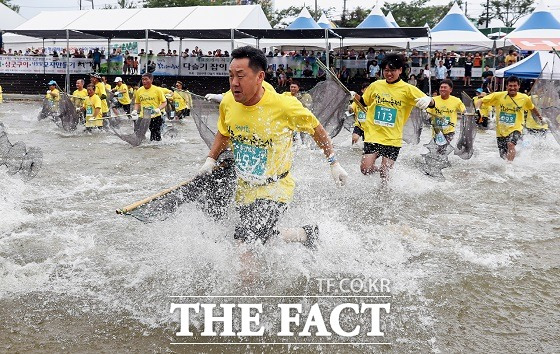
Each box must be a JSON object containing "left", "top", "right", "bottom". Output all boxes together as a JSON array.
[
  {"left": 439, "top": 83, "right": 452, "bottom": 98},
  {"left": 116, "top": 81, "right": 122, "bottom": 87},
  {"left": 49, "top": 85, "right": 56, "bottom": 91},
  {"left": 87, "top": 86, "right": 95, "bottom": 96},
  {"left": 90, "top": 76, "right": 98, "bottom": 84},
  {"left": 141, "top": 76, "right": 152, "bottom": 88},
  {"left": 383, "top": 65, "right": 402, "bottom": 83},
  {"left": 289, "top": 84, "right": 299, "bottom": 95},
  {"left": 229, "top": 58, "right": 263, "bottom": 105},
  {"left": 76, "top": 81, "right": 83, "bottom": 89},
  {"left": 507, "top": 81, "right": 519, "bottom": 96}
]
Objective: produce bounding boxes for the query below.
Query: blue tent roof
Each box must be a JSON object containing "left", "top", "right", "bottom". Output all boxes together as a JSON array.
[
  {"left": 287, "top": 8, "right": 321, "bottom": 29},
  {"left": 432, "top": 3, "right": 479, "bottom": 33},
  {"left": 515, "top": 7, "right": 560, "bottom": 31},
  {"left": 357, "top": 6, "right": 392, "bottom": 28},
  {"left": 499, "top": 52, "right": 541, "bottom": 79}
]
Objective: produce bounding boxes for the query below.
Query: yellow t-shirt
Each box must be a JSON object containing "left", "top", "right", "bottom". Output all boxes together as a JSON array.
[
  {"left": 172, "top": 91, "right": 187, "bottom": 111},
  {"left": 218, "top": 87, "right": 320, "bottom": 205},
  {"left": 0, "top": 85, "right": 3, "bottom": 103},
  {"left": 482, "top": 91, "right": 535, "bottom": 137},
  {"left": 351, "top": 101, "right": 366, "bottom": 128},
  {"left": 473, "top": 96, "right": 490, "bottom": 117},
  {"left": 525, "top": 110, "right": 548, "bottom": 130},
  {"left": 427, "top": 95, "right": 466, "bottom": 135},
  {"left": 160, "top": 87, "right": 173, "bottom": 96},
  {"left": 135, "top": 85, "right": 166, "bottom": 118},
  {"left": 83, "top": 94, "right": 103, "bottom": 127},
  {"left": 362, "top": 79, "right": 426, "bottom": 147},
  {"left": 105, "top": 83, "right": 112, "bottom": 91},
  {"left": 94, "top": 82, "right": 109, "bottom": 113},
  {"left": 72, "top": 88, "right": 88, "bottom": 108},
  {"left": 115, "top": 83, "right": 131, "bottom": 105},
  {"left": 46, "top": 88, "right": 60, "bottom": 102}
]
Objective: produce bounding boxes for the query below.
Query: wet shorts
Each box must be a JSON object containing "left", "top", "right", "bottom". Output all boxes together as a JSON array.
[
  {"left": 353, "top": 126, "right": 364, "bottom": 139},
  {"left": 363, "top": 142, "right": 401, "bottom": 161},
  {"left": 234, "top": 199, "right": 287, "bottom": 244},
  {"left": 497, "top": 130, "right": 522, "bottom": 159}
]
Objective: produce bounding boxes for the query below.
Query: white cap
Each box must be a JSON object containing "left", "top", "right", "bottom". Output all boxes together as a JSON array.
[{"left": 114, "top": 77, "right": 123, "bottom": 83}]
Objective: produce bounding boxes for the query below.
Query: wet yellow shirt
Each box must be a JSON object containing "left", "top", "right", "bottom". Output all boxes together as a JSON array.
[
  {"left": 83, "top": 94, "right": 102, "bottom": 127},
  {"left": 135, "top": 85, "right": 166, "bottom": 118},
  {"left": 72, "top": 88, "right": 88, "bottom": 107},
  {"left": 351, "top": 101, "right": 366, "bottom": 128},
  {"left": 94, "top": 82, "right": 109, "bottom": 114},
  {"left": 218, "top": 87, "right": 320, "bottom": 205},
  {"left": 115, "top": 83, "right": 131, "bottom": 105},
  {"left": 482, "top": 91, "right": 534, "bottom": 137},
  {"left": 0, "top": 85, "right": 3, "bottom": 103},
  {"left": 427, "top": 95, "right": 466, "bottom": 135},
  {"left": 46, "top": 88, "right": 60, "bottom": 102},
  {"left": 362, "top": 79, "right": 426, "bottom": 147},
  {"left": 172, "top": 91, "right": 187, "bottom": 111}
]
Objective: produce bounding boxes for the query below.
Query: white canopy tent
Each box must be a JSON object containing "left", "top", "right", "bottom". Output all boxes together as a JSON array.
[
  {"left": 0, "top": 3, "right": 26, "bottom": 30},
  {"left": 411, "top": 2, "right": 493, "bottom": 51}
]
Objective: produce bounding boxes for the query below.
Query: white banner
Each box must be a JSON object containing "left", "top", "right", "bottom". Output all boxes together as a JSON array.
[{"left": 0, "top": 56, "right": 94, "bottom": 74}]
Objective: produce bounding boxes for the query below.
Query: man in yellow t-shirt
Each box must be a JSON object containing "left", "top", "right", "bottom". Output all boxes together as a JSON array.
[
  {"left": 427, "top": 79, "right": 466, "bottom": 148},
  {"left": 112, "top": 77, "right": 131, "bottom": 114},
  {"left": 90, "top": 73, "right": 109, "bottom": 117},
  {"left": 473, "top": 88, "right": 490, "bottom": 128},
  {"left": 282, "top": 80, "right": 313, "bottom": 143},
  {"left": 46, "top": 80, "right": 60, "bottom": 102},
  {"left": 132, "top": 73, "right": 167, "bottom": 141},
  {"left": 197, "top": 46, "right": 347, "bottom": 247},
  {"left": 83, "top": 84, "right": 102, "bottom": 131},
  {"left": 349, "top": 82, "right": 370, "bottom": 145},
  {"left": 173, "top": 81, "right": 192, "bottom": 119},
  {"left": 476, "top": 75, "right": 545, "bottom": 161},
  {"left": 356, "top": 53, "right": 434, "bottom": 184},
  {"left": 0, "top": 84, "right": 3, "bottom": 103}
]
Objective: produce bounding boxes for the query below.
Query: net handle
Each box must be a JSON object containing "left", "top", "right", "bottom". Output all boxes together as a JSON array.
[{"left": 315, "top": 59, "right": 367, "bottom": 112}]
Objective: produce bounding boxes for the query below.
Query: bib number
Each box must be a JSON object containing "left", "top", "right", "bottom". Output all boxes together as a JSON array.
[
  {"left": 174, "top": 101, "right": 179, "bottom": 109},
  {"left": 435, "top": 116, "right": 451, "bottom": 129},
  {"left": 233, "top": 141, "right": 267, "bottom": 179},
  {"left": 499, "top": 112, "right": 516, "bottom": 126},
  {"left": 435, "top": 131, "right": 447, "bottom": 145},
  {"left": 86, "top": 106, "right": 93, "bottom": 117},
  {"left": 357, "top": 111, "right": 366, "bottom": 122},
  {"left": 374, "top": 106, "right": 397, "bottom": 127}
]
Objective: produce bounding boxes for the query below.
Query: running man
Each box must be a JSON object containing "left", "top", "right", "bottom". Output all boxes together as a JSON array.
[
  {"left": 355, "top": 53, "right": 434, "bottom": 184},
  {"left": 427, "top": 79, "right": 466, "bottom": 151},
  {"left": 112, "top": 77, "right": 131, "bottom": 115},
  {"left": 83, "top": 83, "right": 102, "bottom": 131},
  {"left": 473, "top": 88, "right": 490, "bottom": 129},
  {"left": 350, "top": 82, "right": 370, "bottom": 145},
  {"left": 197, "top": 46, "right": 348, "bottom": 247},
  {"left": 90, "top": 73, "right": 109, "bottom": 117},
  {"left": 132, "top": 73, "right": 167, "bottom": 141},
  {"left": 46, "top": 80, "right": 60, "bottom": 103},
  {"left": 475, "top": 76, "right": 545, "bottom": 161}
]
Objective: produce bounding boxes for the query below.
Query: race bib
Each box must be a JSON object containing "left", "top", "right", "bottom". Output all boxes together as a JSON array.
[
  {"left": 499, "top": 112, "right": 516, "bottom": 126},
  {"left": 233, "top": 141, "right": 268, "bottom": 179},
  {"left": 174, "top": 101, "right": 179, "bottom": 109},
  {"left": 374, "top": 106, "right": 397, "bottom": 127},
  {"left": 357, "top": 111, "right": 366, "bottom": 122},
  {"left": 86, "top": 106, "right": 93, "bottom": 117},
  {"left": 435, "top": 116, "right": 451, "bottom": 129}
]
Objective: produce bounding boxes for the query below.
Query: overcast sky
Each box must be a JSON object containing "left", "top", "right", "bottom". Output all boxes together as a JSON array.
[{"left": 9, "top": 0, "right": 560, "bottom": 20}]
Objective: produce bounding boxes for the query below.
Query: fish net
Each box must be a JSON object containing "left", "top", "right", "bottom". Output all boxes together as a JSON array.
[
  {"left": 403, "top": 107, "right": 426, "bottom": 145},
  {"left": 307, "top": 77, "right": 351, "bottom": 138},
  {"left": 58, "top": 94, "right": 79, "bottom": 131},
  {"left": 530, "top": 79, "right": 560, "bottom": 145},
  {"left": 190, "top": 93, "right": 220, "bottom": 149},
  {"left": 118, "top": 159, "right": 236, "bottom": 223},
  {"left": 38, "top": 98, "right": 57, "bottom": 121},
  {"left": 0, "top": 123, "right": 43, "bottom": 181},
  {"left": 108, "top": 108, "right": 151, "bottom": 147},
  {"left": 454, "top": 92, "right": 478, "bottom": 160}
]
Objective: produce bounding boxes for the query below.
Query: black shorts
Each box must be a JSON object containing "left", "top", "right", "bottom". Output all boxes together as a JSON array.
[
  {"left": 497, "top": 131, "right": 521, "bottom": 158},
  {"left": 114, "top": 102, "right": 131, "bottom": 114},
  {"left": 363, "top": 142, "right": 401, "bottom": 161},
  {"left": 352, "top": 126, "right": 364, "bottom": 139},
  {"left": 234, "top": 199, "right": 287, "bottom": 244}
]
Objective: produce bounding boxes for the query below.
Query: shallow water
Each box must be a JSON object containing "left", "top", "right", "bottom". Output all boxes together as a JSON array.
[{"left": 0, "top": 101, "right": 559, "bottom": 353}]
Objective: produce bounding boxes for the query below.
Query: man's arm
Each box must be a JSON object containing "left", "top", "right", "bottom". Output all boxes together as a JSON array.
[
  {"left": 312, "top": 124, "right": 335, "bottom": 159},
  {"left": 207, "top": 131, "right": 230, "bottom": 160},
  {"left": 531, "top": 107, "right": 546, "bottom": 124}
]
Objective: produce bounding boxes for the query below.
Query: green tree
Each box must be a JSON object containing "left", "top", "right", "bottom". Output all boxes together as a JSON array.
[
  {"left": 335, "top": 6, "right": 369, "bottom": 28},
  {"left": 103, "top": 0, "right": 137, "bottom": 9},
  {"left": 0, "top": 0, "right": 19, "bottom": 12},
  {"left": 382, "top": 0, "right": 459, "bottom": 28},
  {"left": 480, "top": 0, "right": 534, "bottom": 27}
]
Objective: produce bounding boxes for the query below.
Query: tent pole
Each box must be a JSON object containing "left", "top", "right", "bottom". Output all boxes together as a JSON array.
[
  {"left": 66, "top": 29, "right": 70, "bottom": 93},
  {"left": 178, "top": 37, "right": 183, "bottom": 77},
  {"left": 324, "top": 29, "right": 329, "bottom": 72},
  {"left": 107, "top": 38, "right": 111, "bottom": 75},
  {"left": 145, "top": 29, "right": 149, "bottom": 75},
  {"left": 231, "top": 28, "right": 234, "bottom": 53}
]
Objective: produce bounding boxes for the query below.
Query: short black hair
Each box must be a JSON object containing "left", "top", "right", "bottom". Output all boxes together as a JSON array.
[
  {"left": 142, "top": 72, "right": 153, "bottom": 80},
  {"left": 506, "top": 76, "right": 520, "bottom": 84},
  {"left": 291, "top": 80, "right": 300, "bottom": 87},
  {"left": 231, "top": 46, "right": 267, "bottom": 72},
  {"left": 381, "top": 53, "right": 405, "bottom": 70},
  {"left": 440, "top": 79, "right": 454, "bottom": 89}
]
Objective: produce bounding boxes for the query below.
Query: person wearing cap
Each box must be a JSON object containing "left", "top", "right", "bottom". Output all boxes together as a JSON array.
[
  {"left": 111, "top": 77, "right": 131, "bottom": 115},
  {"left": 82, "top": 83, "right": 103, "bottom": 131},
  {"left": 46, "top": 80, "right": 60, "bottom": 103},
  {"left": 132, "top": 73, "right": 167, "bottom": 141},
  {"left": 90, "top": 73, "right": 109, "bottom": 117},
  {"left": 355, "top": 53, "right": 435, "bottom": 185},
  {"left": 473, "top": 88, "right": 490, "bottom": 129}
]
